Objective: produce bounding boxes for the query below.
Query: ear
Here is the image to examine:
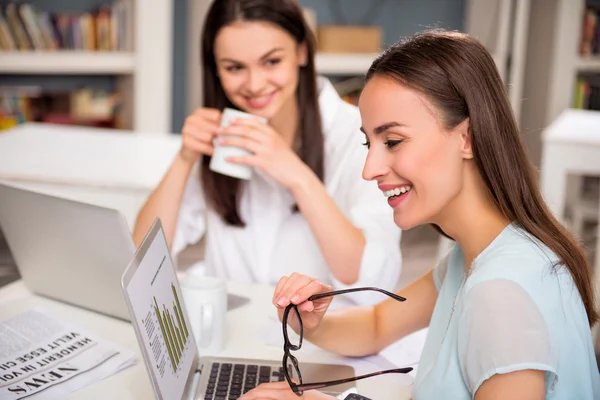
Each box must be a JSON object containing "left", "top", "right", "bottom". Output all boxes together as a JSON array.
[
  {"left": 457, "top": 118, "right": 473, "bottom": 160},
  {"left": 297, "top": 41, "right": 308, "bottom": 67}
]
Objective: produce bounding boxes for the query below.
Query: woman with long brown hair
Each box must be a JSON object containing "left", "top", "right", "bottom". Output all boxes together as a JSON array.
[
  {"left": 241, "top": 31, "right": 600, "bottom": 400},
  {"left": 133, "top": 0, "right": 401, "bottom": 304}
]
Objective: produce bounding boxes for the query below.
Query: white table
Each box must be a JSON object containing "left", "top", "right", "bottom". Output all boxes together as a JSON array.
[
  {"left": 0, "top": 277, "right": 413, "bottom": 400},
  {"left": 0, "top": 123, "right": 181, "bottom": 229}
]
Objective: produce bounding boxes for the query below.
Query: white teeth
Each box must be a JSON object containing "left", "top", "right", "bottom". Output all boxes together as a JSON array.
[{"left": 383, "top": 186, "right": 411, "bottom": 198}]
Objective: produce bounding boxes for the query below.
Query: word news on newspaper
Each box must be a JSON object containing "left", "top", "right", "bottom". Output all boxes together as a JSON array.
[{"left": 0, "top": 308, "right": 135, "bottom": 400}]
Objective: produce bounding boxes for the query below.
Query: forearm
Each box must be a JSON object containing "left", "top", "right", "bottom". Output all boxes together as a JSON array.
[
  {"left": 307, "top": 271, "right": 438, "bottom": 356},
  {"left": 290, "top": 167, "right": 365, "bottom": 285},
  {"left": 133, "top": 152, "right": 195, "bottom": 247},
  {"left": 305, "top": 306, "right": 381, "bottom": 357}
]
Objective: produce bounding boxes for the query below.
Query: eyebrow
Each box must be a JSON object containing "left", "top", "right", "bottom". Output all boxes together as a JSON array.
[
  {"left": 219, "top": 48, "right": 284, "bottom": 63},
  {"left": 360, "top": 122, "right": 406, "bottom": 135}
]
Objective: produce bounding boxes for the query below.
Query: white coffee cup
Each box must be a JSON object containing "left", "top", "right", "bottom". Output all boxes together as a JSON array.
[
  {"left": 180, "top": 275, "right": 227, "bottom": 355},
  {"left": 209, "top": 107, "right": 267, "bottom": 180}
]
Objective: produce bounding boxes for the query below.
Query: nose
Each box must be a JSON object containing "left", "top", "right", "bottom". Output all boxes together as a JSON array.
[
  {"left": 246, "top": 67, "right": 266, "bottom": 94},
  {"left": 362, "top": 145, "right": 389, "bottom": 182}
]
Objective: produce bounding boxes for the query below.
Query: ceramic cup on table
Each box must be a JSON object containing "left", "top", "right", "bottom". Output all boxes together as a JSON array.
[{"left": 180, "top": 274, "right": 227, "bottom": 355}]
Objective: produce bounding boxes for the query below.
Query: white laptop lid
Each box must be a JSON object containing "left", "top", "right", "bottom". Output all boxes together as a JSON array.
[
  {"left": 121, "top": 218, "right": 199, "bottom": 400},
  {"left": 0, "top": 182, "right": 135, "bottom": 320}
]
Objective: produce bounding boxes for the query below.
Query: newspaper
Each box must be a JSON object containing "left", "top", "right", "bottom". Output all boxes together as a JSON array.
[{"left": 0, "top": 308, "right": 137, "bottom": 400}]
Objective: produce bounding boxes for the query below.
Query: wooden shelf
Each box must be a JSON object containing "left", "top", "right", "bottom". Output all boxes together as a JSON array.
[
  {"left": 575, "top": 56, "right": 600, "bottom": 72},
  {"left": 315, "top": 53, "right": 379, "bottom": 75},
  {"left": 0, "top": 51, "right": 136, "bottom": 74}
]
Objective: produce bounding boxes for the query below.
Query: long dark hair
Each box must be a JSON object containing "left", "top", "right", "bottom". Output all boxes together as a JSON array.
[
  {"left": 200, "top": 0, "right": 324, "bottom": 226},
  {"left": 366, "top": 30, "right": 598, "bottom": 326}
]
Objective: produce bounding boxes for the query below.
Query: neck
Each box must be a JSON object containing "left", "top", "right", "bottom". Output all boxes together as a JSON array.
[
  {"left": 270, "top": 93, "right": 299, "bottom": 147},
  {"left": 435, "top": 166, "right": 510, "bottom": 269}
]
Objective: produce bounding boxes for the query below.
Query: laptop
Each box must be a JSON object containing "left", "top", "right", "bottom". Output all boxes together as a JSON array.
[
  {"left": 121, "top": 218, "right": 356, "bottom": 399},
  {"left": 0, "top": 182, "right": 135, "bottom": 320}
]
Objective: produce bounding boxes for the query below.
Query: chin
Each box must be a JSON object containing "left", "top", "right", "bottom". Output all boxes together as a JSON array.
[
  {"left": 251, "top": 104, "right": 280, "bottom": 120},
  {"left": 393, "top": 213, "right": 422, "bottom": 231},
  {"left": 235, "top": 103, "right": 278, "bottom": 121}
]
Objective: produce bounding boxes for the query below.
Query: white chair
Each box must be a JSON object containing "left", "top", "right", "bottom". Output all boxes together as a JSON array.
[{"left": 539, "top": 109, "right": 600, "bottom": 348}]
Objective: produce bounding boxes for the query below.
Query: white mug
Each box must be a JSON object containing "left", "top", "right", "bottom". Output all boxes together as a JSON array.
[
  {"left": 179, "top": 275, "right": 227, "bottom": 355},
  {"left": 209, "top": 107, "right": 267, "bottom": 180}
]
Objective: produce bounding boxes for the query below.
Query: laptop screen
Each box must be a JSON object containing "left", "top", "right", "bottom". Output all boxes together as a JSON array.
[{"left": 124, "top": 226, "right": 196, "bottom": 400}]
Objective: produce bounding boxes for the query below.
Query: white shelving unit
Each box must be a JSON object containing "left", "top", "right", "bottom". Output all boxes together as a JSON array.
[
  {"left": 521, "top": 0, "right": 595, "bottom": 165},
  {"left": 0, "top": 0, "right": 174, "bottom": 134},
  {"left": 575, "top": 56, "right": 600, "bottom": 72},
  {"left": 464, "top": 0, "right": 531, "bottom": 123},
  {"left": 315, "top": 53, "right": 379, "bottom": 75},
  {"left": 0, "top": 51, "right": 136, "bottom": 74}
]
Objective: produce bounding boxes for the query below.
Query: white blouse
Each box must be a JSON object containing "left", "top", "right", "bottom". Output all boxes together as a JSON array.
[{"left": 172, "top": 77, "right": 402, "bottom": 305}]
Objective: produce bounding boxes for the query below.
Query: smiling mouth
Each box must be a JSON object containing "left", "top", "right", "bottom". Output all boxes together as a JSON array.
[
  {"left": 245, "top": 91, "right": 276, "bottom": 108},
  {"left": 383, "top": 185, "right": 412, "bottom": 199}
]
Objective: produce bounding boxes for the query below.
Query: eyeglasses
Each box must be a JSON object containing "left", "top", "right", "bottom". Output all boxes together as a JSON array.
[{"left": 281, "top": 287, "right": 413, "bottom": 396}]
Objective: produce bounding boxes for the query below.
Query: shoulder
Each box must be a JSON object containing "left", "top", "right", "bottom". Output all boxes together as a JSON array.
[
  {"left": 463, "top": 224, "right": 583, "bottom": 317},
  {"left": 467, "top": 224, "right": 560, "bottom": 286}
]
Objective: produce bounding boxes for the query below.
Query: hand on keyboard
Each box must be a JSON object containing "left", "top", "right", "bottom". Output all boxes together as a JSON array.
[{"left": 237, "top": 381, "right": 336, "bottom": 400}]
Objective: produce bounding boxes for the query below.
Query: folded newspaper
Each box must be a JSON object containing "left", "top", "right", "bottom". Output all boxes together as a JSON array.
[{"left": 0, "top": 308, "right": 137, "bottom": 399}]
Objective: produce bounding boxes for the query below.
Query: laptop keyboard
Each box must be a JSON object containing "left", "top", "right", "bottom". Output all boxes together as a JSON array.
[{"left": 204, "top": 362, "right": 285, "bottom": 400}]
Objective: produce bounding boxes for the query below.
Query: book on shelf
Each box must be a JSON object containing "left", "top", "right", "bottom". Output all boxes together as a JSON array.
[
  {"left": 0, "top": 86, "right": 122, "bottom": 130},
  {"left": 574, "top": 74, "right": 600, "bottom": 110},
  {"left": 0, "top": 1, "right": 133, "bottom": 52},
  {"left": 580, "top": 5, "right": 600, "bottom": 56}
]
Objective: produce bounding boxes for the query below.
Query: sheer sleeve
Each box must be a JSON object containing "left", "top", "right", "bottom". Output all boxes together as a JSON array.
[
  {"left": 171, "top": 165, "right": 207, "bottom": 257},
  {"left": 458, "top": 279, "right": 558, "bottom": 396}
]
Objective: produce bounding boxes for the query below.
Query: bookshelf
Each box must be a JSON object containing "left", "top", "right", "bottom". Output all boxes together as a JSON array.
[
  {"left": 575, "top": 56, "right": 600, "bottom": 72},
  {"left": 521, "top": 0, "right": 598, "bottom": 164},
  {"left": 0, "top": 0, "right": 174, "bottom": 134},
  {"left": 522, "top": 1, "right": 600, "bottom": 324},
  {"left": 0, "top": 51, "right": 136, "bottom": 74}
]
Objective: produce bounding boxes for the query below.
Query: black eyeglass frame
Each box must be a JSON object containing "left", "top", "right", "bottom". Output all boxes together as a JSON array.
[{"left": 281, "top": 287, "right": 413, "bottom": 396}]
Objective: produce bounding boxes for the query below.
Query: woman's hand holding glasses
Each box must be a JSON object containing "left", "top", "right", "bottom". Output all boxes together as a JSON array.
[
  {"left": 272, "top": 273, "right": 334, "bottom": 337},
  {"left": 243, "top": 273, "right": 411, "bottom": 398}
]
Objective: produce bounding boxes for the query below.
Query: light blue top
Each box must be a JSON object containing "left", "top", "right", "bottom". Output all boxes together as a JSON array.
[{"left": 413, "top": 223, "right": 600, "bottom": 399}]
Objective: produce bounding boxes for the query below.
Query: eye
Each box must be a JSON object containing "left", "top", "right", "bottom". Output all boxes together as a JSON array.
[
  {"left": 384, "top": 139, "right": 403, "bottom": 149},
  {"left": 265, "top": 58, "right": 281, "bottom": 66},
  {"left": 361, "top": 140, "right": 370, "bottom": 149},
  {"left": 225, "top": 64, "right": 243, "bottom": 72}
]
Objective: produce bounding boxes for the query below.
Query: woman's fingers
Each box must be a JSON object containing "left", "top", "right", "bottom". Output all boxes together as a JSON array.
[
  {"left": 296, "top": 279, "right": 331, "bottom": 304},
  {"left": 298, "top": 301, "right": 315, "bottom": 312},
  {"left": 218, "top": 135, "right": 263, "bottom": 154},
  {"left": 277, "top": 274, "right": 324, "bottom": 308},
  {"left": 182, "top": 136, "right": 214, "bottom": 156},
  {"left": 238, "top": 381, "right": 296, "bottom": 399},
  {"left": 193, "top": 107, "right": 222, "bottom": 123},
  {"left": 183, "top": 116, "right": 220, "bottom": 142},
  {"left": 274, "top": 273, "right": 305, "bottom": 307},
  {"left": 273, "top": 276, "right": 289, "bottom": 304}
]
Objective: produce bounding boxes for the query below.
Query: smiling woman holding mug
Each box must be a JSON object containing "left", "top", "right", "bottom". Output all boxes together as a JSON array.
[{"left": 133, "top": 0, "right": 402, "bottom": 305}]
